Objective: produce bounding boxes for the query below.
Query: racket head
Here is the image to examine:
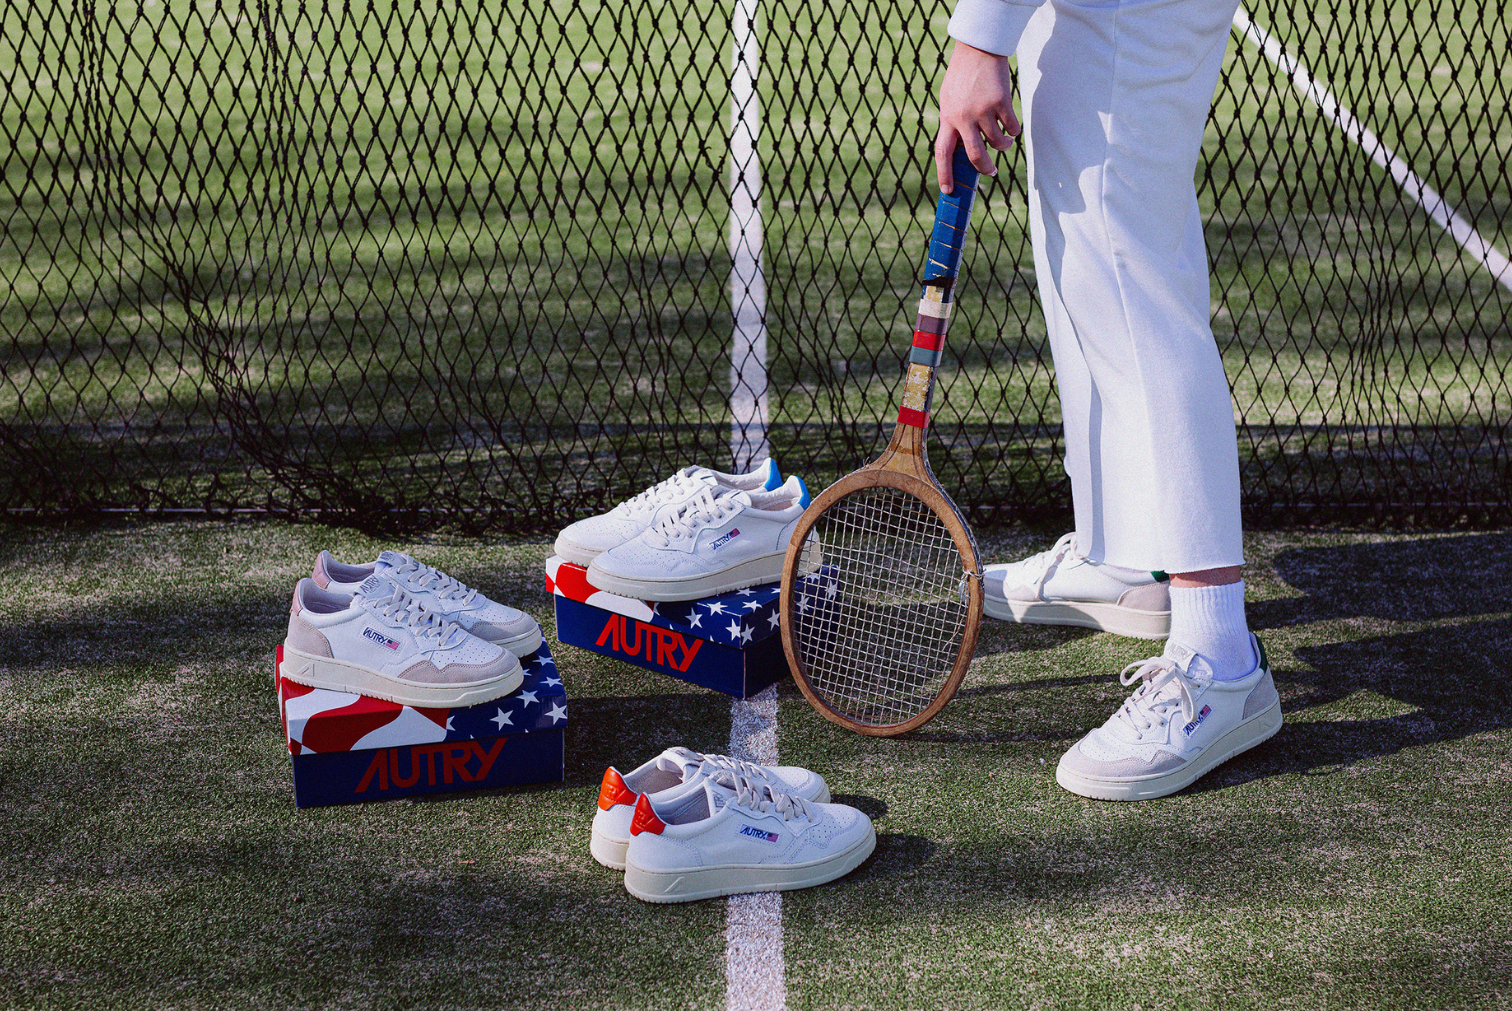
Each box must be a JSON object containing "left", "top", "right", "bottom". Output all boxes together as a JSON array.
[{"left": 779, "top": 465, "right": 983, "bottom": 736}]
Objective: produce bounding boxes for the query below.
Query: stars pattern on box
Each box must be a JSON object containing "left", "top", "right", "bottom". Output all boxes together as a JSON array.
[{"left": 279, "top": 640, "right": 567, "bottom": 755}]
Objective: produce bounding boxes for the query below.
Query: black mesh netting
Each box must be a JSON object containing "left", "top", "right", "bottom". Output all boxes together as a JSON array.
[{"left": 2, "top": 0, "right": 1507, "bottom": 533}]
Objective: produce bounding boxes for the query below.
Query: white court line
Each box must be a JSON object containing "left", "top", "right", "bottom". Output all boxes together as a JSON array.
[
  {"left": 725, "top": 686, "right": 785, "bottom": 1011},
  {"left": 1233, "top": 6, "right": 1512, "bottom": 293},
  {"left": 729, "top": 0, "right": 770, "bottom": 473}
]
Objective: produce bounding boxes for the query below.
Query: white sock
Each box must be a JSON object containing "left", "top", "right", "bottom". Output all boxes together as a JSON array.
[{"left": 1168, "top": 580, "right": 1254, "bottom": 681}]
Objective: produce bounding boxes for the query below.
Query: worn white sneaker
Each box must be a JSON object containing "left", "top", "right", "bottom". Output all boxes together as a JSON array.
[
  {"left": 591, "top": 747, "right": 830, "bottom": 870},
  {"left": 554, "top": 459, "right": 783, "bottom": 566},
  {"left": 1055, "top": 635, "right": 1282, "bottom": 801},
  {"left": 280, "top": 576, "right": 524, "bottom": 708},
  {"left": 622, "top": 771, "right": 875, "bottom": 903},
  {"left": 983, "top": 532, "right": 1171, "bottom": 639},
  {"left": 312, "top": 550, "right": 542, "bottom": 658},
  {"left": 586, "top": 476, "right": 815, "bottom": 601}
]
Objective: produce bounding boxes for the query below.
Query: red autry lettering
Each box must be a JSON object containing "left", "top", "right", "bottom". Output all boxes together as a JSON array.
[
  {"left": 473, "top": 737, "right": 508, "bottom": 780},
  {"left": 441, "top": 743, "right": 472, "bottom": 784},
  {"left": 594, "top": 613, "right": 707, "bottom": 672},
  {"left": 356, "top": 750, "right": 389, "bottom": 793},
  {"left": 355, "top": 739, "right": 506, "bottom": 794}
]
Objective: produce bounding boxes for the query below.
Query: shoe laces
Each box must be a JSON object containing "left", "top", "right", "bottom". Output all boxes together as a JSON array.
[
  {"left": 1027, "top": 532, "right": 1079, "bottom": 594},
  {"left": 361, "top": 584, "right": 467, "bottom": 649},
  {"left": 387, "top": 554, "right": 478, "bottom": 606},
  {"left": 710, "top": 769, "right": 812, "bottom": 822},
  {"left": 613, "top": 468, "right": 708, "bottom": 518},
  {"left": 693, "top": 751, "right": 777, "bottom": 785},
  {"left": 645, "top": 488, "right": 742, "bottom": 548},
  {"left": 1112, "top": 654, "right": 1201, "bottom": 740}
]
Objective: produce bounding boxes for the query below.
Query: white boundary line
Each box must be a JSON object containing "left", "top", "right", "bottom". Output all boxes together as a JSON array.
[
  {"left": 725, "top": 686, "right": 785, "bottom": 1011},
  {"left": 729, "top": 0, "right": 770, "bottom": 472},
  {"left": 1232, "top": 5, "right": 1512, "bottom": 293}
]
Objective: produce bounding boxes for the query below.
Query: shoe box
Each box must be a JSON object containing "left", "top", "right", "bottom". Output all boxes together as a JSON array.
[
  {"left": 547, "top": 555, "right": 811, "bottom": 699},
  {"left": 275, "top": 640, "right": 566, "bottom": 807}
]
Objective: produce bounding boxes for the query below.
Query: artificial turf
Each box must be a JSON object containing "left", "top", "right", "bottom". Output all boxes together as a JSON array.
[{"left": 1, "top": 518, "right": 1507, "bottom": 1009}]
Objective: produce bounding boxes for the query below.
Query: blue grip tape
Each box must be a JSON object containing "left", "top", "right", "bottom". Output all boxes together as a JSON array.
[{"left": 924, "top": 147, "right": 980, "bottom": 283}]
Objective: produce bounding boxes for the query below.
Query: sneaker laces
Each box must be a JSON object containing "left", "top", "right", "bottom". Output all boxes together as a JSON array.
[
  {"left": 1026, "top": 532, "right": 1079, "bottom": 595},
  {"left": 692, "top": 751, "right": 777, "bottom": 784},
  {"left": 1111, "top": 654, "right": 1201, "bottom": 740},
  {"left": 612, "top": 468, "right": 709, "bottom": 518},
  {"left": 360, "top": 584, "right": 468, "bottom": 649},
  {"left": 384, "top": 553, "right": 479, "bottom": 606},
  {"left": 645, "top": 488, "right": 743, "bottom": 548},
  {"left": 710, "top": 769, "right": 813, "bottom": 822}
]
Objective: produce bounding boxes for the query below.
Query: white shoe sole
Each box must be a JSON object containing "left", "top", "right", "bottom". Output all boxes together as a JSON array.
[
  {"left": 984, "top": 596, "right": 1170, "bottom": 639},
  {"left": 279, "top": 647, "right": 524, "bottom": 709},
  {"left": 591, "top": 825, "right": 630, "bottom": 871},
  {"left": 591, "top": 780, "right": 833, "bottom": 872},
  {"left": 552, "top": 537, "right": 602, "bottom": 568},
  {"left": 1055, "top": 698, "right": 1283, "bottom": 801},
  {"left": 490, "top": 623, "right": 544, "bottom": 660},
  {"left": 588, "top": 544, "right": 818, "bottom": 602},
  {"left": 623, "top": 825, "right": 876, "bottom": 903}
]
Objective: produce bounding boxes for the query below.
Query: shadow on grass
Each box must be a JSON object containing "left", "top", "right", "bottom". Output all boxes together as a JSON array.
[{"left": 1192, "top": 532, "right": 1512, "bottom": 792}]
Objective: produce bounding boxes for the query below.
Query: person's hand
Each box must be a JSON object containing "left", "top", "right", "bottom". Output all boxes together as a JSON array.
[{"left": 935, "top": 40, "right": 1020, "bottom": 193}]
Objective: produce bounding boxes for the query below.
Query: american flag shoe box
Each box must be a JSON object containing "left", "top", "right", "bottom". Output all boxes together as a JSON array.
[
  {"left": 275, "top": 640, "right": 566, "bottom": 808},
  {"left": 546, "top": 555, "right": 810, "bottom": 700}
]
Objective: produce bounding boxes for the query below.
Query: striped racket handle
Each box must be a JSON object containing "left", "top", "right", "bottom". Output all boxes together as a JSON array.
[
  {"left": 900, "top": 147, "right": 979, "bottom": 430},
  {"left": 924, "top": 146, "right": 979, "bottom": 285}
]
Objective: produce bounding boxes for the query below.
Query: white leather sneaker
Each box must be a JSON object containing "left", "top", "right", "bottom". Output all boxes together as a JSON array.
[
  {"left": 280, "top": 577, "right": 524, "bottom": 708},
  {"left": 554, "top": 459, "right": 782, "bottom": 566},
  {"left": 586, "top": 476, "right": 815, "bottom": 601},
  {"left": 591, "top": 747, "right": 830, "bottom": 870},
  {"left": 983, "top": 532, "right": 1171, "bottom": 638},
  {"left": 623, "top": 771, "right": 874, "bottom": 903},
  {"left": 313, "top": 550, "right": 542, "bottom": 658},
  {"left": 1056, "top": 635, "right": 1282, "bottom": 801}
]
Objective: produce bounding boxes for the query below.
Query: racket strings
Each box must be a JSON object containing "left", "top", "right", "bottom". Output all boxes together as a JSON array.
[{"left": 790, "top": 488, "right": 969, "bottom": 726}]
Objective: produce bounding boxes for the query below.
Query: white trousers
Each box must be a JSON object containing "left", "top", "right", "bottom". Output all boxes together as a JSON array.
[{"left": 1017, "top": 0, "right": 1244, "bottom": 574}]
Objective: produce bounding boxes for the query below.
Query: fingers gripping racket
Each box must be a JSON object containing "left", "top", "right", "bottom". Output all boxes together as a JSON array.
[{"left": 779, "top": 148, "right": 984, "bottom": 736}]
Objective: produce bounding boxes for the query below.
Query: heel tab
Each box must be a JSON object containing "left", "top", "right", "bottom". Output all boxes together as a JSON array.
[
  {"left": 630, "top": 793, "right": 666, "bottom": 836},
  {"left": 762, "top": 458, "right": 783, "bottom": 491},
  {"left": 597, "top": 767, "right": 637, "bottom": 811},
  {"left": 793, "top": 475, "right": 810, "bottom": 509}
]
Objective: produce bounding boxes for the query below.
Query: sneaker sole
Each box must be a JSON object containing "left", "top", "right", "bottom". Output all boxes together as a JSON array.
[
  {"left": 591, "top": 780, "right": 833, "bottom": 873},
  {"left": 984, "top": 597, "right": 1170, "bottom": 639},
  {"left": 552, "top": 537, "right": 603, "bottom": 568},
  {"left": 490, "top": 623, "right": 544, "bottom": 660},
  {"left": 623, "top": 824, "right": 876, "bottom": 903},
  {"left": 279, "top": 647, "right": 524, "bottom": 709},
  {"left": 588, "top": 545, "right": 818, "bottom": 602},
  {"left": 1055, "top": 698, "right": 1283, "bottom": 801},
  {"left": 590, "top": 825, "right": 630, "bottom": 871}
]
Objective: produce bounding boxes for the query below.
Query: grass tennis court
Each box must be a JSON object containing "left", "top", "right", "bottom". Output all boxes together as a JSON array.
[{"left": 3, "top": 518, "right": 1508, "bottom": 1009}]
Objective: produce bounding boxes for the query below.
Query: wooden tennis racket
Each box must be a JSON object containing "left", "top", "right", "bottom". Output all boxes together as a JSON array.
[{"left": 779, "top": 147, "right": 984, "bottom": 736}]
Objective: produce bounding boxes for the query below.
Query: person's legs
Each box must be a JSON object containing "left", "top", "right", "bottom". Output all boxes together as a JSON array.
[{"left": 1011, "top": 0, "right": 1280, "bottom": 798}]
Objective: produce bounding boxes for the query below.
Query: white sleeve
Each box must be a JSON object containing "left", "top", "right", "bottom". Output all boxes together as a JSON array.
[{"left": 947, "top": 0, "right": 1043, "bottom": 57}]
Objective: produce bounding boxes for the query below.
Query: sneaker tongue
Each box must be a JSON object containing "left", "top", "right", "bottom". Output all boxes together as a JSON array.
[
  {"left": 658, "top": 747, "right": 703, "bottom": 777},
  {"left": 374, "top": 550, "right": 411, "bottom": 572},
  {"left": 355, "top": 574, "right": 392, "bottom": 599}
]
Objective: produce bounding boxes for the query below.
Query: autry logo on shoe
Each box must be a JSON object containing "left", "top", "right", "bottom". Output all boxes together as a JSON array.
[
  {"left": 1183, "top": 704, "right": 1212, "bottom": 737},
  {"left": 709, "top": 528, "right": 741, "bottom": 551},
  {"left": 739, "top": 825, "right": 780, "bottom": 843},
  {"left": 363, "top": 627, "right": 401, "bottom": 650}
]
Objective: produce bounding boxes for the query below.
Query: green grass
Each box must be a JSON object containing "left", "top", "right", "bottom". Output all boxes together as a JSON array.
[
  {"left": 1, "top": 518, "right": 1509, "bottom": 1009},
  {"left": 0, "top": 0, "right": 1508, "bottom": 525}
]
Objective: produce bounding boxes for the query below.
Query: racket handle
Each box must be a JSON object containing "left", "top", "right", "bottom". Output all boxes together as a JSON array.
[{"left": 925, "top": 146, "right": 980, "bottom": 285}]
